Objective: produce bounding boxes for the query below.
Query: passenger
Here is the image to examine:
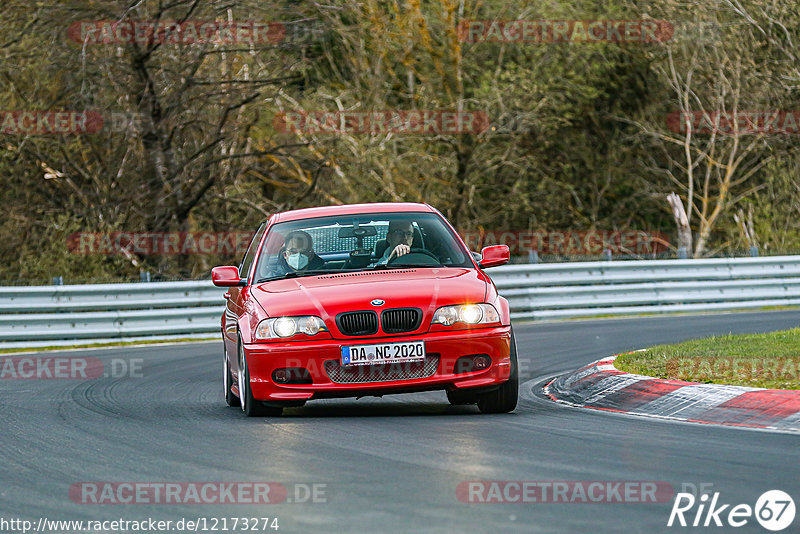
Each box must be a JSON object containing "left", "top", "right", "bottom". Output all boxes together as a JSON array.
[{"left": 276, "top": 230, "right": 326, "bottom": 273}]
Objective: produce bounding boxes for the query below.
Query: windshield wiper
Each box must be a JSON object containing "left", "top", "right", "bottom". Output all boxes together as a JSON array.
[
  {"left": 377, "top": 263, "right": 440, "bottom": 269},
  {"left": 256, "top": 270, "right": 334, "bottom": 283}
]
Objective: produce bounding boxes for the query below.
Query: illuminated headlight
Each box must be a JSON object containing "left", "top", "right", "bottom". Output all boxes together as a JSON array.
[
  {"left": 255, "top": 316, "right": 328, "bottom": 340},
  {"left": 431, "top": 304, "right": 500, "bottom": 326},
  {"left": 461, "top": 304, "right": 483, "bottom": 324},
  {"left": 273, "top": 317, "right": 297, "bottom": 337}
]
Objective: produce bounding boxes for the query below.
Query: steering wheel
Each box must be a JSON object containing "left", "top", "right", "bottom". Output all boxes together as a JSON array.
[{"left": 386, "top": 247, "right": 441, "bottom": 266}]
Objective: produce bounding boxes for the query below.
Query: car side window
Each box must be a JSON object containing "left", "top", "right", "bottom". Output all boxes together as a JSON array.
[{"left": 239, "top": 223, "right": 267, "bottom": 280}]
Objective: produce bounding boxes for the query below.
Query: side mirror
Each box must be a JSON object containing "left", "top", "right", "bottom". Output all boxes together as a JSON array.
[
  {"left": 478, "top": 245, "right": 509, "bottom": 268},
  {"left": 212, "top": 266, "right": 246, "bottom": 287}
]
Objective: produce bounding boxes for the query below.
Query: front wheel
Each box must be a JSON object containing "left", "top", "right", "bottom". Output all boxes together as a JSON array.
[
  {"left": 237, "top": 335, "right": 282, "bottom": 417},
  {"left": 224, "top": 345, "right": 239, "bottom": 407},
  {"left": 477, "top": 327, "right": 519, "bottom": 414}
]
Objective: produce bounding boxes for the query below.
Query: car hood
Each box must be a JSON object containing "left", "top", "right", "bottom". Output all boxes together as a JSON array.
[{"left": 251, "top": 268, "right": 487, "bottom": 332}]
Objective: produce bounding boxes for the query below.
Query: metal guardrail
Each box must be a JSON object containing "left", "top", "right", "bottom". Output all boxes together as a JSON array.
[
  {"left": 0, "top": 282, "right": 225, "bottom": 348},
  {"left": 493, "top": 255, "right": 800, "bottom": 319},
  {"left": 2, "top": 256, "right": 799, "bottom": 349}
]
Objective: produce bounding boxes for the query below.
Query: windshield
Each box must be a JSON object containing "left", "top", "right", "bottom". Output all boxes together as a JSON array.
[{"left": 253, "top": 211, "right": 473, "bottom": 281}]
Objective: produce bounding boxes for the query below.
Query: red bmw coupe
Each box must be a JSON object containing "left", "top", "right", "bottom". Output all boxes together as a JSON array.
[{"left": 212, "top": 202, "right": 517, "bottom": 416}]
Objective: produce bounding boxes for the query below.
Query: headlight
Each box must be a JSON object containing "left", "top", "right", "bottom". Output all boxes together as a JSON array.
[
  {"left": 461, "top": 304, "right": 483, "bottom": 324},
  {"left": 255, "top": 316, "right": 328, "bottom": 340},
  {"left": 431, "top": 304, "right": 500, "bottom": 326},
  {"left": 273, "top": 317, "right": 297, "bottom": 337}
]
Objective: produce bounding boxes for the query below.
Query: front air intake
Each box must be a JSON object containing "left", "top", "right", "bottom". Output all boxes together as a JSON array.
[
  {"left": 336, "top": 311, "right": 379, "bottom": 336},
  {"left": 381, "top": 308, "right": 422, "bottom": 334}
]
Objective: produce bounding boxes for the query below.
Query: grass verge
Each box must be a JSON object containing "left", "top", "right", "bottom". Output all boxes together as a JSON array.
[
  {"left": 615, "top": 328, "right": 800, "bottom": 390},
  {"left": 0, "top": 337, "right": 218, "bottom": 354}
]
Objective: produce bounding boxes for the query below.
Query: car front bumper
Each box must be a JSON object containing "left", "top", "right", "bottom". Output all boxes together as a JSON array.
[{"left": 241, "top": 326, "right": 512, "bottom": 402}]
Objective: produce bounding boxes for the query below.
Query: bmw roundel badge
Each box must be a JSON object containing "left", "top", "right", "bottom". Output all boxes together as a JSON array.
[{"left": 371, "top": 299, "right": 385, "bottom": 306}]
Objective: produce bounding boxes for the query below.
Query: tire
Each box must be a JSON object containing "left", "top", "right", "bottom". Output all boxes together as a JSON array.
[
  {"left": 477, "top": 327, "right": 519, "bottom": 414},
  {"left": 446, "top": 389, "right": 479, "bottom": 405},
  {"left": 237, "top": 335, "right": 282, "bottom": 417},
  {"left": 224, "top": 345, "right": 239, "bottom": 407}
]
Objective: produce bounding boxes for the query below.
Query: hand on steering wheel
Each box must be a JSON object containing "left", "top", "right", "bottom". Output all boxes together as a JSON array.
[{"left": 387, "top": 244, "right": 411, "bottom": 262}]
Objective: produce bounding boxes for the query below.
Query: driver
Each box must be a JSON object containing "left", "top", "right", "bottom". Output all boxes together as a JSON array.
[
  {"left": 276, "top": 230, "right": 326, "bottom": 273},
  {"left": 377, "top": 220, "right": 414, "bottom": 264}
]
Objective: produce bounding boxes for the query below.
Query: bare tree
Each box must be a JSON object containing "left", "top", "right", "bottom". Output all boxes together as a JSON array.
[
  {"left": 628, "top": 3, "right": 776, "bottom": 257},
  {"left": 0, "top": 0, "right": 325, "bottom": 276}
]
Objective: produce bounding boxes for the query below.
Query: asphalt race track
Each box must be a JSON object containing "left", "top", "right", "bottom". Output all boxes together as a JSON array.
[{"left": 2, "top": 311, "right": 799, "bottom": 533}]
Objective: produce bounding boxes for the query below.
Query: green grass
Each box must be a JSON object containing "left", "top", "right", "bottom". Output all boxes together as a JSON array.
[
  {"left": 0, "top": 337, "right": 218, "bottom": 354},
  {"left": 615, "top": 328, "right": 800, "bottom": 390}
]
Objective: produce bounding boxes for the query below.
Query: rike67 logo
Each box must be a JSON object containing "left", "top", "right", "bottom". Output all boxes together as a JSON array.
[{"left": 668, "top": 489, "right": 795, "bottom": 531}]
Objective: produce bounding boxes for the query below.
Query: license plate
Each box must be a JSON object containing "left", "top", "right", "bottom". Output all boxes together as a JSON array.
[{"left": 341, "top": 341, "right": 426, "bottom": 366}]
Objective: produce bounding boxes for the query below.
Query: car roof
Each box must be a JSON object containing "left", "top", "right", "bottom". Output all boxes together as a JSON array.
[{"left": 270, "top": 202, "right": 437, "bottom": 223}]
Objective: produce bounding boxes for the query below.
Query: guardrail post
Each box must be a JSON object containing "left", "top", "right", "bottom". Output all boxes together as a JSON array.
[
  {"left": 140, "top": 270, "right": 151, "bottom": 282},
  {"left": 677, "top": 247, "right": 689, "bottom": 259},
  {"left": 528, "top": 250, "right": 539, "bottom": 264},
  {"left": 52, "top": 276, "right": 63, "bottom": 285},
  {"left": 749, "top": 246, "right": 759, "bottom": 257},
  {"left": 602, "top": 249, "right": 612, "bottom": 261}
]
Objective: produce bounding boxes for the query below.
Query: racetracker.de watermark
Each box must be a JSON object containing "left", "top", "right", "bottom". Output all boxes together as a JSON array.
[
  {"left": 0, "top": 357, "right": 142, "bottom": 379},
  {"left": 457, "top": 481, "right": 674, "bottom": 503},
  {"left": 67, "top": 21, "right": 286, "bottom": 45},
  {"left": 457, "top": 20, "right": 673, "bottom": 43},
  {"left": 273, "top": 110, "right": 490, "bottom": 135},
  {"left": 67, "top": 232, "right": 255, "bottom": 256},
  {"left": 2, "top": 111, "right": 205, "bottom": 136},
  {"left": 1, "top": 110, "right": 141, "bottom": 135},
  {"left": 667, "top": 111, "right": 800, "bottom": 135},
  {"left": 666, "top": 357, "right": 800, "bottom": 382},
  {"left": 0, "top": 111, "right": 103, "bottom": 135},
  {"left": 69, "top": 482, "right": 327, "bottom": 504}
]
